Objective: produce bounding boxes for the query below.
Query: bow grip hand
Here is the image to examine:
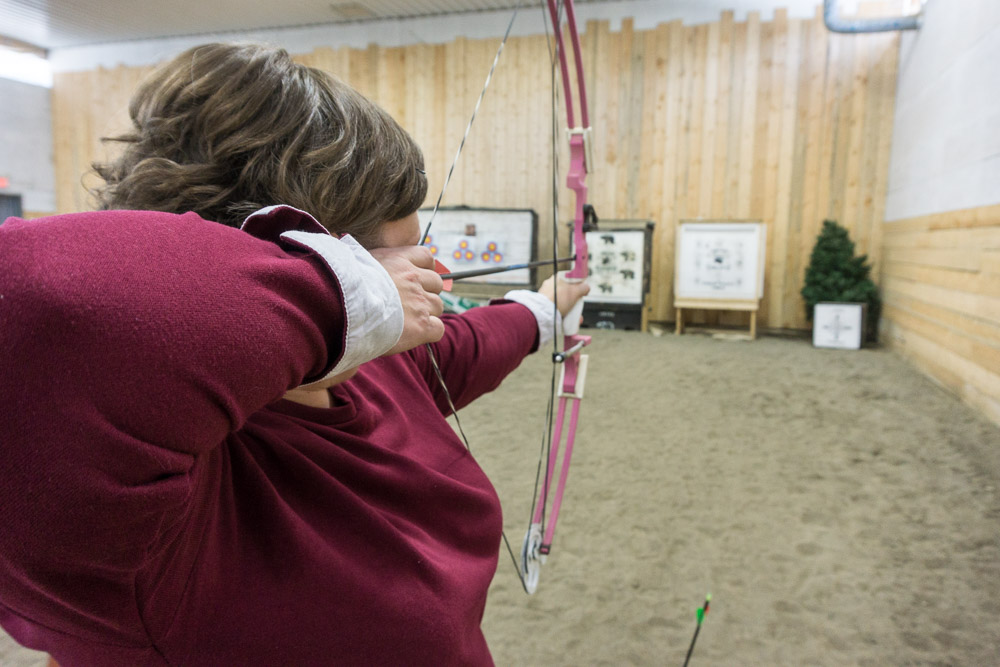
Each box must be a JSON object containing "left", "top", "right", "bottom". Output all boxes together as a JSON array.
[{"left": 538, "top": 272, "right": 590, "bottom": 335}]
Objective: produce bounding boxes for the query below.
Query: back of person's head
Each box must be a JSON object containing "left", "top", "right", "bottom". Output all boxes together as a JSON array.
[{"left": 92, "top": 42, "right": 427, "bottom": 246}]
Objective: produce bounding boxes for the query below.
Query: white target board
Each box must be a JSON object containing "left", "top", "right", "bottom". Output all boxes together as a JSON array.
[
  {"left": 583, "top": 229, "right": 646, "bottom": 304},
  {"left": 418, "top": 208, "right": 536, "bottom": 285},
  {"left": 813, "top": 303, "right": 865, "bottom": 349},
  {"left": 674, "top": 222, "right": 766, "bottom": 301}
]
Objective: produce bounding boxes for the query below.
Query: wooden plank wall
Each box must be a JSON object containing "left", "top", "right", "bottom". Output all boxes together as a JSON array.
[
  {"left": 881, "top": 204, "right": 1000, "bottom": 425},
  {"left": 51, "top": 6, "right": 900, "bottom": 331}
]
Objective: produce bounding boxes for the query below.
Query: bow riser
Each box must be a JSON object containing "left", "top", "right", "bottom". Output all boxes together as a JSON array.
[{"left": 566, "top": 134, "right": 590, "bottom": 282}]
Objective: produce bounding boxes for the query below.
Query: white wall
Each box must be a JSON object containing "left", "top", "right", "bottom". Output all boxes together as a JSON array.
[
  {"left": 48, "top": 0, "right": 825, "bottom": 72},
  {"left": 884, "top": 0, "right": 1000, "bottom": 220},
  {"left": 0, "top": 78, "right": 55, "bottom": 213}
]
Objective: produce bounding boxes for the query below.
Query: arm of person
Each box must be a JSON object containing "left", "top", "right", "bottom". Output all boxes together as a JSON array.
[
  {"left": 282, "top": 242, "right": 445, "bottom": 406},
  {"left": 0, "top": 207, "right": 412, "bottom": 457},
  {"left": 417, "top": 274, "right": 590, "bottom": 414},
  {"left": 0, "top": 207, "right": 437, "bottom": 650}
]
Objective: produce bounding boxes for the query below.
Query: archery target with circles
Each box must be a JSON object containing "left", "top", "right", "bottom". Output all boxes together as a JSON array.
[{"left": 418, "top": 208, "right": 536, "bottom": 285}]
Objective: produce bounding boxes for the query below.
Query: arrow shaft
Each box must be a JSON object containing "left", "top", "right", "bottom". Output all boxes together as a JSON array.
[
  {"left": 682, "top": 624, "right": 701, "bottom": 667},
  {"left": 682, "top": 595, "right": 711, "bottom": 667},
  {"left": 440, "top": 255, "right": 575, "bottom": 281}
]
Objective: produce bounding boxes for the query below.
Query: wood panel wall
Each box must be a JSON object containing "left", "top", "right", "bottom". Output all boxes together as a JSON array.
[
  {"left": 881, "top": 204, "right": 1000, "bottom": 426},
  {"left": 51, "top": 6, "right": 900, "bottom": 330}
]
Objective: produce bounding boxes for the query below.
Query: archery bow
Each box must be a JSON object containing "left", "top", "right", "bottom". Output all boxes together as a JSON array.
[
  {"left": 519, "top": 0, "right": 595, "bottom": 595},
  {"left": 420, "top": 0, "right": 596, "bottom": 595}
]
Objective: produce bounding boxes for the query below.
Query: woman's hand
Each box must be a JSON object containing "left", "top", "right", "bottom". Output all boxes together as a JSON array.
[
  {"left": 538, "top": 274, "right": 591, "bottom": 318},
  {"left": 370, "top": 245, "right": 445, "bottom": 355}
]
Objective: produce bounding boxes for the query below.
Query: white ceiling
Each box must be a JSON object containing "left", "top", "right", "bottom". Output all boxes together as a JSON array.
[{"left": 0, "top": 0, "right": 595, "bottom": 51}]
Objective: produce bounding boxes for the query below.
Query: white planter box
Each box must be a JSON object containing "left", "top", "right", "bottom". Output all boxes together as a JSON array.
[{"left": 813, "top": 302, "right": 866, "bottom": 349}]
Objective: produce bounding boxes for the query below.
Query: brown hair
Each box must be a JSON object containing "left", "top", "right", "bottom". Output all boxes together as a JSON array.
[{"left": 92, "top": 43, "right": 427, "bottom": 246}]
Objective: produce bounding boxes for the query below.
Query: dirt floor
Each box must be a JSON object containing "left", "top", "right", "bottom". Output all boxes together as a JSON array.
[
  {"left": 469, "top": 329, "right": 1000, "bottom": 666},
  {"left": 2, "top": 329, "right": 998, "bottom": 665}
]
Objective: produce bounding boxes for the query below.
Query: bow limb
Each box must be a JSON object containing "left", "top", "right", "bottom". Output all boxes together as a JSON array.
[
  {"left": 519, "top": 0, "right": 595, "bottom": 595},
  {"left": 547, "top": 0, "right": 592, "bottom": 283}
]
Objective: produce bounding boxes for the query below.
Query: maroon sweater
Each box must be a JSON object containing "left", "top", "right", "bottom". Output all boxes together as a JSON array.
[{"left": 0, "top": 210, "right": 539, "bottom": 665}]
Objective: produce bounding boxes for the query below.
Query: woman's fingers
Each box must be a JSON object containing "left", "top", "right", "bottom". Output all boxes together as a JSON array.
[{"left": 370, "top": 245, "right": 446, "bottom": 354}]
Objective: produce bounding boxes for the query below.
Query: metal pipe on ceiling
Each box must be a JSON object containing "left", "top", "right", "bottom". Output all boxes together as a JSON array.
[{"left": 823, "top": 0, "right": 922, "bottom": 33}]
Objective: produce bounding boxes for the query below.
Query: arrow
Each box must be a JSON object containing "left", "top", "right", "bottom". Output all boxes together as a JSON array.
[
  {"left": 439, "top": 255, "right": 575, "bottom": 281},
  {"left": 682, "top": 594, "right": 711, "bottom": 667}
]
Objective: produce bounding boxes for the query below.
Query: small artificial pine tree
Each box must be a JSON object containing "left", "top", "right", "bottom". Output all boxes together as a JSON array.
[{"left": 801, "top": 220, "right": 880, "bottom": 342}]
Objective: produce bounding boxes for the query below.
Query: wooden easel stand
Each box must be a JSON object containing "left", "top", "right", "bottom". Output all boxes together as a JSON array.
[{"left": 674, "top": 299, "right": 759, "bottom": 340}]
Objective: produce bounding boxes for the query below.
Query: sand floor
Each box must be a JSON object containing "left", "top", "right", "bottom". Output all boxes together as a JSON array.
[
  {"left": 3, "top": 330, "right": 998, "bottom": 665},
  {"left": 469, "top": 330, "right": 1000, "bottom": 666}
]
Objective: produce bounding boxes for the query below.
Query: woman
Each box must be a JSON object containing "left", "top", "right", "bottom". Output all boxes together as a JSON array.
[{"left": 0, "top": 44, "right": 586, "bottom": 665}]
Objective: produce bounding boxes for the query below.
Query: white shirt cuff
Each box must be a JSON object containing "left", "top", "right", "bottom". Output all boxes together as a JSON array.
[
  {"left": 502, "top": 289, "right": 558, "bottom": 349},
  {"left": 278, "top": 231, "right": 404, "bottom": 386}
]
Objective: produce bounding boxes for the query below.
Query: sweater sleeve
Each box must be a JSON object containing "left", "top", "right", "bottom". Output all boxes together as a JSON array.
[
  {"left": 416, "top": 300, "right": 541, "bottom": 415},
  {"left": 0, "top": 210, "right": 354, "bottom": 455},
  {"left": 0, "top": 208, "right": 407, "bottom": 652}
]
